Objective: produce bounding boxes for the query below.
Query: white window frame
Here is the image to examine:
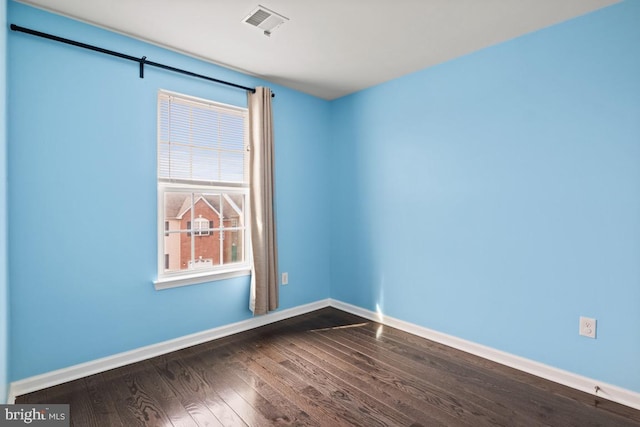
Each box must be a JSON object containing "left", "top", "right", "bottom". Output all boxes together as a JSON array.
[{"left": 154, "top": 90, "right": 251, "bottom": 290}]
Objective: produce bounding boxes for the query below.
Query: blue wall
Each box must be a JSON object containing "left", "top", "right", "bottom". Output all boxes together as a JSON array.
[
  {"left": 0, "top": 0, "right": 8, "bottom": 404},
  {"left": 331, "top": 1, "right": 640, "bottom": 392},
  {"left": 7, "top": 1, "right": 331, "bottom": 380}
]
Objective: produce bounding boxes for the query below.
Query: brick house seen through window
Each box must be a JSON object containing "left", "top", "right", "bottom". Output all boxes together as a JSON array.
[{"left": 164, "top": 193, "right": 243, "bottom": 272}]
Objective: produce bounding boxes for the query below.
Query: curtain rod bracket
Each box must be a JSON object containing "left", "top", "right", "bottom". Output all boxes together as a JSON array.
[{"left": 139, "top": 56, "right": 146, "bottom": 79}]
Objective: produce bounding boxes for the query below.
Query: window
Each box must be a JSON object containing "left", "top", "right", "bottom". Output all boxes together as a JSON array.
[
  {"left": 193, "top": 216, "right": 211, "bottom": 236},
  {"left": 156, "top": 90, "right": 250, "bottom": 289}
]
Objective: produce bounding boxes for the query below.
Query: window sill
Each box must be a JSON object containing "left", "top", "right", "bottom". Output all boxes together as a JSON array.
[{"left": 154, "top": 267, "right": 251, "bottom": 290}]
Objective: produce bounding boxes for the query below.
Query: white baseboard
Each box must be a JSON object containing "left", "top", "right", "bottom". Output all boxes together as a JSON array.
[
  {"left": 329, "top": 298, "right": 640, "bottom": 412},
  {"left": 7, "top": 299, "right": 331, "bottom": 404},
  {"left": 8, "top": 297, "right": 640, "bottom": 413}
]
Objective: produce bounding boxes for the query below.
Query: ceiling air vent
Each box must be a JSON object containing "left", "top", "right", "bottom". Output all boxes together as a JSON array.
[{"left": 243, "top": 5, "right": 289, "bottom": 37}]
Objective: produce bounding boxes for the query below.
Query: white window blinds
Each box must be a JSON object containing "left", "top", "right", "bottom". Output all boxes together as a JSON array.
[{"left": 158, "top": 91, "right": 249, "bottom": 185}]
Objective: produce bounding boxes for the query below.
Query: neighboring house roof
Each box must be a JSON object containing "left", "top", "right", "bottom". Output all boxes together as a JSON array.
[
  {"left": 165, "top": 192, "right": 242, "bottom": 220},
  {"left": 176, "top": 195, "right": 218, "bottom": 219}
]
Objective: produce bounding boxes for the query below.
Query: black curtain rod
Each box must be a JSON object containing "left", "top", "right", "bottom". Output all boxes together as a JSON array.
[{"left": 10, "top": 24, "right": 274, "bottom": 97}]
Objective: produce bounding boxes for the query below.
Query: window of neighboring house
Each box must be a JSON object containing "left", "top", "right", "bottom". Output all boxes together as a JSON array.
[
  {"left": 193, "top": 216, "right": 211, "bottom": 236},
  {"left": 155, "top": 90, "right": 250, "bottom": 290}
]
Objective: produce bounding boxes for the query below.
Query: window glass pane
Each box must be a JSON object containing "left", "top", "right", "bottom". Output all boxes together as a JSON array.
[
  {"left": 198, "top": 193, "right": 221, "bottom": 226},
  {"left": 221, "top": 193, "right": 245, "bottom": 266},
  {"left": 164, "top": 231, "right": 191, "bottom": 273},
  {"left": 194, "top": 230, "right": 219, "bottom": 267},
  {"left": 165, "top": 191, "right": 192, "bottom": 222},
  {"left": 222, "top": 193, "right": 245, "bottom": 225},
  {"left": 219, "top": 151, "right": 245, "bottom": 182},
  {"left": 224, "top": 229, "right": 244, "bottom": 265},
  {"left": 191, "top": 147, "right": 218, "bottom": 182}
]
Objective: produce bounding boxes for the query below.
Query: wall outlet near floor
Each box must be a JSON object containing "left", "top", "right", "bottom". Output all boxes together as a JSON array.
[
  {"left": 281, "top": 272, "right": 288, "bottom": 285},
  {"left": 579, "top": 316, "right": 596, "bottom": 338}
]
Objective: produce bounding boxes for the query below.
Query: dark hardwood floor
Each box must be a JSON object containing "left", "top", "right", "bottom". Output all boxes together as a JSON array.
[{"left": 16, "top": 307, "right": 640, "bottom": 426}]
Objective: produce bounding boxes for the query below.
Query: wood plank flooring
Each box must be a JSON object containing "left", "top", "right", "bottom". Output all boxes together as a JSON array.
[{"left": 16, "top": 307, "right": 640, "bottom": 426}]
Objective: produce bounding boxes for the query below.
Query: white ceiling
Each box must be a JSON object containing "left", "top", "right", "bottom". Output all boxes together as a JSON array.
[{"left": 17, "top": 0, "right": 619, "bottom": 100}]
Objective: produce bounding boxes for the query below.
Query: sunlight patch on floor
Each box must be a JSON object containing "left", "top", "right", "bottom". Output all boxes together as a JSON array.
[
  {"left": 376, "top": 324, "right": 384, "bottom": 340},
  {"left": 310, "top": 322, "right": 369, "bottom": 332}
]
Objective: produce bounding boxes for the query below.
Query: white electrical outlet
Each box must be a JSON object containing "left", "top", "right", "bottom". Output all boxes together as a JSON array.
[
  {"left": 281, "top": 272, "right": 288, "bottom": 285},
  {"left": 579, "top": 316, "right": 596, "bottom": 338}
]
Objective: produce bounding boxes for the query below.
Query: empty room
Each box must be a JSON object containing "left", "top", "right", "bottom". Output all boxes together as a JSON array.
[{"left": 1, "top": 0, "right": 640, "bottom": 425}]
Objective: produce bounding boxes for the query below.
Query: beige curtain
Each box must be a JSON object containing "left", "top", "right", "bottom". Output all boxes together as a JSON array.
[{"left": 248, "top": 87, "right": 279, "bottom": 315}]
